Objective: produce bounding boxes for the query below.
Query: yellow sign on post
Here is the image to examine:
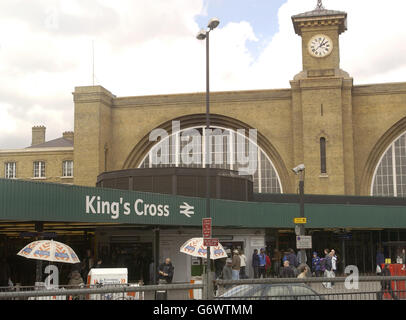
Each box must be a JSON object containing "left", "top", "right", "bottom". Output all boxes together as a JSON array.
[{"left": 294, "top": 217, "right": 307, "bottom": 224}]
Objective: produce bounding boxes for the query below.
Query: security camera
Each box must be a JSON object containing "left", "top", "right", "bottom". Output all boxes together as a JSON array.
[{"left": 292, "top": 164, "right": 305, "bottom": 174}]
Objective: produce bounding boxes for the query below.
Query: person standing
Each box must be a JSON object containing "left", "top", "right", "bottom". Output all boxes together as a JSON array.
[
  {"left": 297, "top": 250, "right": 307, "bottom": 265},
  {"left": 222, "top": 259, "right": 233, "bottom": 281},
  {"left": 330, "top": 249, "right": 338, "bottom": 286},
  {"left": 271, "top": 249, "right": 281, "bottom": 278},
  {"left": 287, "top": 249, "right": 298, "bottom": 268},
  {"left": 252, "top": 249, "right": 260, "bottom": 279},
  {"left": 376, "top": 248, "right": 385, "bottom": 274},
  {"left": 297, "top": 265, "right": 309, "bottom": 279},
  {"left": 239, "top": 250, "right": 247, "bottom": 279},
  {"left": 330, "top": 250, "right": 338, "bottom": 274},
  {"left": 279, "top": 260, "right": 295, "bottom": 278},
  {"left": 68, "top": 264, "right": 85, "bottom": 300},
  {"left": 231, "top": 250, "right": 241, "bottom": 280},
  {"left": 158, "top": 258, "right": 174, "bottom": 284},
  {"left": 0, "top": 257, "right": 11, "bottom": 290},
  {"left": 218, "top": 259, "right": 233, "bottom": 295},
  {"left": 265, "top": 252, "right": 272, "bottom": 278},
  {"left": 258, "top": 248, "right": 267, "bottom": 279},
  {"left": 377, "top": 264, "right": 398, "bottom": 300},
  {"left": 81, "top": 249, "right": 94, "bottom": 280},
  {"left": 322, "top": 250, "right": 333, "bottom": 289},
  {"left": 311, "top": 252, "right": 322, "bottom": 277}
]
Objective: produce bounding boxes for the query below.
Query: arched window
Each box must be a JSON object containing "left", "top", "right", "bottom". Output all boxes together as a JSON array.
[
  {"left": 371, "top": 131, "right": 406, "bottom": 196},
  {"left": 138, "top": 125, "right": 283, "bottom": 194},
  {"left": 320, "top": 137, "right": 327, "bottom": 174}
]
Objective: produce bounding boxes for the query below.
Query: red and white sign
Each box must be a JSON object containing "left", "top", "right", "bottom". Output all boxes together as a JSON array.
[
  {"left": 203, "top": 238, "right": 219, "bottom": 247},
  {"left": 202, "top": 218, "right": 212, "bottom": 238}
]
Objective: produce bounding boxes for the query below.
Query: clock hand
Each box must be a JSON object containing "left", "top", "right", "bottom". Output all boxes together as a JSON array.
[{"left": 317, "top": 38, "right": 326, "bottom": 50}]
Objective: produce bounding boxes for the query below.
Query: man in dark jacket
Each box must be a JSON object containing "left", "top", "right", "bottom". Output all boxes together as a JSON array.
[
  {"left": 158, "top": 258, "right": 174, "bottom": 284},
  {"left": 252, "top": 249, "right": 260, "bottom": 279},
  {"left": 287, "top": 249, "right": 298, "bottom": 268},
  {"left": 377, "top": 264, "right": 398, "bottom": 300},
  {"left": 279, "top": 260, "right": 295, "bottom": 278}
]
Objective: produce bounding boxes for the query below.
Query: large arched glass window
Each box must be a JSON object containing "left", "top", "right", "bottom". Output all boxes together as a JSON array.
[
  {"left": 138, "top": 125, "right": 283, "bottom": 194},
  {"left": 372, "top": 132, "right": 406, "bottom": 197}
]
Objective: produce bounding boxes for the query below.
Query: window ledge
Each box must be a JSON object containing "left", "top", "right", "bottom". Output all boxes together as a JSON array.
[
  {"left": 61, "top": 176, "right": 74, "bottom": 179},
  {"left": 319, "top": 174, "right": 329, "bottom": 178},
  {"left": 31, "top": 177, "right": 46, "bottom": 180}
]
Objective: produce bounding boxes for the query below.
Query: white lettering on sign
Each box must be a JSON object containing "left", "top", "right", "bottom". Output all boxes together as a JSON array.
[
  {"left": 86, "top": 195, "right": 170, "bottom": 220},
  {"left": 134, "top": 199, "right": 169, "bottom": 217},
  {"left": 179, "top": 202, "right": 194, "bottom": 218}
]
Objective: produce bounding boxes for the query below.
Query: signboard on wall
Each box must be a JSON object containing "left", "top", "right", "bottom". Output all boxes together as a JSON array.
[
  {"left": 251, "top": 237, "right": 265, "bottom": 248},
  {"left": 202, "top": 218, "right": 212, "bottom": 238},
  {"left": 296, "top": 236, "right": 312, "bottom": 249},
  {"left": 203, "top": 238, "right": 219, "bottom": 247}
]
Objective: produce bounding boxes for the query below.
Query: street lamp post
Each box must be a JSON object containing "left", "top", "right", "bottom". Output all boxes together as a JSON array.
[
  {"left": 293, "top": 164, "right": 306, "bottom": 265},
  {"left": 197, "top": 17, "right": 220, "bottom": 300},
  {"left": 299, "top": 170, "right": 306, "bottom": 264}
]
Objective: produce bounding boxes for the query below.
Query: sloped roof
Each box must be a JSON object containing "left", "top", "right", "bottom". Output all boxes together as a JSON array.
[
  {"left": 292, "top": 8, "right": 347, "bottom": 19},
  {"left": 27, "top": 137, "right": 73, "bottom": 149}
]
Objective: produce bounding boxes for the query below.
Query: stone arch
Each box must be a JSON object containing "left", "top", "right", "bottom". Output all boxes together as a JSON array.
[
  {"left": 122, "top": 113, "right": 292, "bottom": 193},
  {"left": 360, "top": 117, "right": 406, "bottom": 195}
]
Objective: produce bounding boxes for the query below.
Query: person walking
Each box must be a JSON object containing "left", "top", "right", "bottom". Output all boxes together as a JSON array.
[
  {"left": 377, "top": 264, "right": 398, "bottom": 300},
  {"left": 231, "top": 250, "right": 241, "bottom": 280},
  {"left": 271, "top": 249, "right": 281, "bottom": 278},
  {"left": 252, "top": 249, "right": 260, "bottom": 279},
  {"left": 158, "top": 258, "right": 174, "bottom": 284},
  {"left": 258, "top": 248, "right": 267, "bottom": 279},
  {"left": 239, "top": 250, "right": 247, "bottom": 279},
  {"left": 311, "top": 252, "right": 322, "bottom": 277}
]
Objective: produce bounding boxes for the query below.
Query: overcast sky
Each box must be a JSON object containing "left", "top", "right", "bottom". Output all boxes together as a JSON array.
[{"left": 1, "top": 0, "right": 406, "bottom": 149}]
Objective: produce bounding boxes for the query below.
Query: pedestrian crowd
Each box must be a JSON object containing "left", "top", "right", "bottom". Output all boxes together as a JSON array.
[{"left": 218, "top": 247, "right": 339, "bottom": 289}]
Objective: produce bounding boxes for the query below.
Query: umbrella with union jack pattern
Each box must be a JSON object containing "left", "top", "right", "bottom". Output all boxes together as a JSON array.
[
  {"left": 180, "top": 238, "right": 228, "bottom": 260},
  {"left": 17, "top": 239, "right": 80, "bottom": 264}
]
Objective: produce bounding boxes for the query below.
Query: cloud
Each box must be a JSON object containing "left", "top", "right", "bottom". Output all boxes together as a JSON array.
[{"left": 0, "top": 0, "right": 405, "bottom": 149}]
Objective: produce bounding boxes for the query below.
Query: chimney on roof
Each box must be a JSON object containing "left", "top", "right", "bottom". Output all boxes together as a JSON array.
[
  {"left": 63, "top": 131, "right": 74, "bottom": 142},
  {"left": 32, "top": 126, "right": 46, "bottom": 146}
]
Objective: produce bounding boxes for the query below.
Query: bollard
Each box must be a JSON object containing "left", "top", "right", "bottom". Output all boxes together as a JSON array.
[{"left": 155, "top": 279, "right": 168, "bottom": 300}]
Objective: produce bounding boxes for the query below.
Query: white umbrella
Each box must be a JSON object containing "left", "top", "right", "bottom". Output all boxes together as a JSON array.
[
  {"left": 17, "top": 239, "right": 80, "bottom": 264},
  {"left": 180, "top": 238, "right": 228, "bottom": 260}
]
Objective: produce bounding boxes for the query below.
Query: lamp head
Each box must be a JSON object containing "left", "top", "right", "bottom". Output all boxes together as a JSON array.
[
  {"left": 292, "top": 164, "right": 305, "bottom": 174},
  {"left": 207, "top": 18, "right": 220, "bottom": 30},
  {"left": 196, "top": 29, "right": 207, "bottom": 40}
]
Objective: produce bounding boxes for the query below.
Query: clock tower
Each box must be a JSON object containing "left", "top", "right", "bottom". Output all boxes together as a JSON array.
[
  {"left": 291, "top": 1, "right": 347, "bottom": 77},
  {"left": 290, "top": 1, "right": 355, "bottom": 195}
]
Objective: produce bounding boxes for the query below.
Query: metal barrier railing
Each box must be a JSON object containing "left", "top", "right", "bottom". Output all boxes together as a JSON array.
[
  {"left": 215, "top": 276, "right": 406, "bottom": 300},
  {"left": 1, "top": 276, "right": 405, "bottom": 300},
  {"left": 0, "top": 282, "right": 204, "bottom": 300}
]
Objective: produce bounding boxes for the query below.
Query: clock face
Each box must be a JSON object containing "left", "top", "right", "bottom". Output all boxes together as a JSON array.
[{"left": 308, "top": 34, "right": 333, "bottom": 58}]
